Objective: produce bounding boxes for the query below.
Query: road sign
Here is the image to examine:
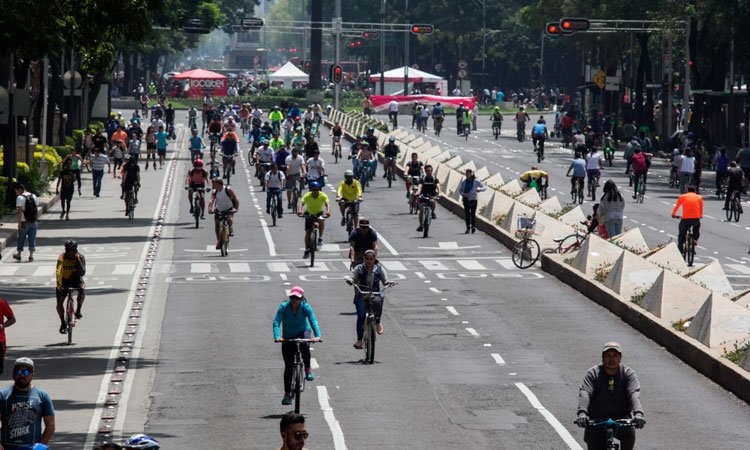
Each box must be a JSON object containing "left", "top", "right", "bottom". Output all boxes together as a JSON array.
[
  {"left": 241, "top": 17, "right": 264, "bottom": 30},
  {"left": 183, "top": 18, "right": 211, "bottom": 34},
  {"left": 411, "top": 24, "right": 434, "bottom": 34},
  {"left": 560, "top": 18, "right": 591, "bottom": 32},
  {"left": 605, "top": 76, "right": 620, "bottom": 91},
  {"left": 591, "top": 69, "right": 606, "bottom": 90},
  {"left": 458, "top": 60, "right": 468, "bottom": 69},
  {"left": 457, "top": 69, "right": 468, "bottom": 79}
]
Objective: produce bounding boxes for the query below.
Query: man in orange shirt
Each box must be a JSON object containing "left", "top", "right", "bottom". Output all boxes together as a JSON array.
[
  {"left": 671, "top": 185, "right": 703, "bottom": 255},
  {"left": 111, "top": 125, "right": 129, "bottom": 149}
]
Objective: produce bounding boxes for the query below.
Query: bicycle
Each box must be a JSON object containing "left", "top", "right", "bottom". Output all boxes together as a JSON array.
[
  {"left": 268, "top": 187, "right": 282, "bottom": 226},
  {"left": 550, "top": 229, "right": 590, "bottom": 254},
  {"left": 390, "top": 112, "right": 398, "bottom": 129},
  {"left": 582, "top": 418, "right": 637, "bottom": 450},
  {"left": 346, "top": 280, "right": 395, "bottom": 365},
  {"left": 675, "top": 216, "right": 696, "bottom": 267},
  {"left": 186, "top": 186, "right": 209, "bottom": 228},
  {"left": 603, "top": 146, "right": 614, "bottom": 166},
  {"left": 215, "top": 209, "right": 232, "bottom": 257},
  {"left": 383, "top": 157, "right": 396, "bottom": 188},
  {"left": 408, "top": 178, "right": 421, "bottom": 214},
  {"left": 302, "top": 212, "right": 325, "bottom": 267},
  {"left": 332, "top": 136, "right": 342, "bottom": 163},
  {"left": 633, "top": 172, "right": 645, "bottom": 203},
  {"left": 124, "top": 186, "right": 137, "bottom": 221},
  {"left": 570, "top": 176, "right": 584, "bottom": 205},
  {"left": 289, "top": 177, "right": 302, "bottom": 214},
  {"left": 717, "top": 173, "right": 728, "bottom": 199},
  {"left": 669, "top": 167, "right": 680, "bottom": 189},
  {"left": 358, "top": 160, "right": 373, "bottom": 192},
  {"left": 223, "top": 155, "right": 236, "bottom": 185},
  {"left": 418, "top": 195, "right": 435, "bottom": 238},
  {"left": 434, "top": 116, "right": 443, "bottom": 137},
  {"left": 277, "top": 338, "right": 319, "bottom": 413},
  {"left": 492, "top": 123, "right": 502, "bottom": 140},
  {"left": 61, "top": 287, "right": 78, "bottom": 345},
  {"left": 256, "top": 162, "right": 271, "bottom": 188},
  {"left": 587, "top": 172, "right": 598, "bottom": 201},
  {"left": 512, "top": 216, "right": 541, "bottom": 269},
  {"left": 727, "top": 190, "right": 742, "bottom": 222},
  {"left": 535, "top": 138, "right": 545, "bottom": 163},
  {"left": 209, "top": 133, "right": 221, "bottom": 156},
  {"left": 516, "top": 125, "right": 525, "bottom": 142},
  {"left": 463, "top": 123, "right": 470, "bottom": 141},
  {"left": 340, "top": 199, "right": 360, "bottom": 233}
]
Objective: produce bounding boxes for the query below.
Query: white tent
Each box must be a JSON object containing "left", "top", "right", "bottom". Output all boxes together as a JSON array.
[
  {"left": 369, "top": 66, "right": 446, "bottom": 95},
  {"left": 268, "top": 62, "right": 310, "bottom": 88}
]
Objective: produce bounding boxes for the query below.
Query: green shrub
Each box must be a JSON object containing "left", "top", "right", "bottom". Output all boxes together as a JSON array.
[
  {"left": 54, "top": 145, "right": 74, "bottom": 159},
  {"left": 17, "top": 167, "right": 48, "bottom": 196},
  {"left": 72, "top": 129, "right": 84, "bottom": 148},
  {"left": 88, "top": 121, "right": 105, "bottom": 132}
]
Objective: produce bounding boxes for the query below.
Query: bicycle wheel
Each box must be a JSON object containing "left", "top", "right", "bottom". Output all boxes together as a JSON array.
[
  {"left": 637, "top": 184, "right": 645, "bottom": 203},
  {"left": 578, "top": 187, "right": 584, "bottom": 204},
  {"left": 345, "top": 209, "right": 353, "bottom": 233},
  {"left": 512, "top": 238, "right": 540, "bottom": 269},
  {"left": 309, "top": 229, "right": 317, "bottom": 267},
  {"left": 571, "top": 188, "right": 577, "bottom": 205},
  {"left": 194, "top": 200, "right": 200, "bottom": 229},
  {"left": 557, "top": 234, "right": 583, "bottom": 254},
  {"left": 221, "top": 224, "right": 229, "bottom": 257},
  {"left": 66, "top": 299, "right": 74, "bottom": 345},
  {"left": 733, "top": 198, "right": 741, "bottom": 222},
  {"left": 365, "top": 316, "right": 376, "bottom": 364},
  {"left": 387, "top": 167, "right": 393, "bottom": 188},
  {"left": 685, "top": 235, "right": 695, "bottom": 267},
  {"left": 727, "top": 201, "right": 734, "bottom": 221},
  {"left": 422, "top": 211, "right": 430, "bottom": 238},
  {"left": 128, "top": 195, "right": 135, "bottom": 221},
  {"left": 271, "top": 197, "right": 277, "bottom": 226},
  {"left": 591, "top": 182, "right": 597, "bottom": 201},
  {"left": 225, "top": 166, "right": 231, "bottom": 185},
  {"left": 292, "top": 189, "right": 299, "bottom": 214},
  {"left": 294, "top": 363, "right": 303, "bottom": 413}
]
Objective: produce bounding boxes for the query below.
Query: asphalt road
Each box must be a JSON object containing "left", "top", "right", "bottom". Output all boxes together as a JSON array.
[{"left": 123, "top": 117, "right": 750, "bottom": 449}]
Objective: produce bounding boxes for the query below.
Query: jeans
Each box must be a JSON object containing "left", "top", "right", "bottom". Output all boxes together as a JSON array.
[
  {"left": 355, "top": 294, "right": 383, "bottom": 340},
  {"left": 679, "top": 172, "right": 693, "bottom": 193},
  {"left": 352, "top": 158, "right": 360, "bottom": 178},
  {"left": 281, "top": 332, "right": 311, "bottom": 394},
  {"left": 92, "top": 169, "right": 104, "bottom": 196},
  {"left": 17, "top": 221, "right": 37, "bottom": 252},
  {"left": 462, "top": 198, "right": 478, "bottom": 230},
  {"left": 266, "top": 188, "right": 283, "bottom": 216},
  {"left": 605, "top": 219, "right": 623, "bottom": 237}
]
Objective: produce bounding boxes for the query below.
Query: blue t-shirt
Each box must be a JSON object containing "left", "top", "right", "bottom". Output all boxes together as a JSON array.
[
  {"left": 0, "top": 386, "right": 55, "bottom": 448},
  {"left": 532, "top": 123, "right": 547, "bottom": 136},
  {"left": 189, "top": 136, "right": 203, "bottom": 150},
  {"left": 496, "top": 91, "right": 505, "bottom": 102},
  {"left": 221, "top": 138, "right": 238, "bottom": 156},
  {"left": 274, "top": 149, "right": 290, "bottom": 167},
  {"left": 155, "top": 131, "right": 168, "bottom": 149},
  {"left": 273, "top": 300, "right": 321, "bottom": 340},
  {"left": 569, "top": 158, "right": 586, "bottom": 177}
]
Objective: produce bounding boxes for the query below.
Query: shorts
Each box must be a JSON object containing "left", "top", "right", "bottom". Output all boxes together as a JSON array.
[
  {"left": 304, "top": 214, "right": 323, "bottom": 231},
  {"left": 586, "top": 169, "right": 601, "bottom": 178},
  {"left": 59, "top": 279, "right": 85, "bottom": 290},
  {"left": 157, "top": 148, "right": 166, "bottom": 156},
  {"left": 285, "top": 174, "right": 300, "bottom": 190},
  {"left": 146, "top": 142, "right": 156, "bottom": 150},
  {"left": 189, "top": 183, "right": 206, "bottom": 191}
]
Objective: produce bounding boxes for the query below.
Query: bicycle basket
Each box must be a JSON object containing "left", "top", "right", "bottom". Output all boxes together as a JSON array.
[{"left": 517, "top": 217, "right": 537, "bottom": 231}]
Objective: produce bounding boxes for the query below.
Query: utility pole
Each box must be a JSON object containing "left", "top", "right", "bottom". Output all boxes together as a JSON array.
[
  {"left": 333, "top": 0, "right": 342, "bottom": 109},
  {"left": 481, "top": 0, "right": 486, "bottom": 90},
  {"left": 403, "top": 0, "right": 409, "bottom": 96},
  {"left": 379, "top": 0, "right": 385, "bottom": 95},
  {"left": 683, "top": 18, "right": 690, "bottom": 130},
  {"left": 309, "top": 0, "right": 323, "bottom": 89}
]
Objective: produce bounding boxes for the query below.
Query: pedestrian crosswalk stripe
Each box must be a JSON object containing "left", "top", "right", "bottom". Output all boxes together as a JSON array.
[
  {"left": 727, "top": 264, "right": 750, "bottom": 275},
  {"left": 268, "top": 262, "right": 290, "bottom": 272},
  {"left": 381, "top": 261, "right": 407, "bottom": 271},
  {"left": 229, "top": 262, "right": 251, "bottom": 273},
  {"left": 191, "top": 263, "right": 213, "bottom": 273},
  {"left": 495, "top": 259, "right": 518, "bottom": 270},
  {"left": 0, "top": 266, "right": 17, "bottom": 276},
  {"left": 457, "top": 260, "right": 487, "bottom": 270},
  {"left": 113, "top": 264, "right": 137, "bottom": 275},
  {"left": 420, "top": 260, "right": 449, "bottom": 271},
  {"left": 308, "top": 262, "right": 329, "bottom": 272},
  {"left": 32, "top": 266, "right": 55, "bottom": 277}
]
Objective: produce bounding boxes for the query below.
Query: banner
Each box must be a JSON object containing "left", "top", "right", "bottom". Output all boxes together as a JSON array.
[
  {"left": 369, "top": 95, "right": 476, "bottom": 111},
  {"left": 185, "top": 77, "right": 228, "bottom": 98}
]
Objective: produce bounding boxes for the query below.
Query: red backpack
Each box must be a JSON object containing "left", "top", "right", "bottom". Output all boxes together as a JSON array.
[{"left": 631, "top": 153, "right": 647, "bottom": 172}]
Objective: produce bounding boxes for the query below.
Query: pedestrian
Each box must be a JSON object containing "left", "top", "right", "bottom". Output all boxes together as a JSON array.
[
  {"left": 0, "top": 298, "right": 16, "bottom": 376},
  {"left": 89, "top": 148, "right": 109, "bottom": 197},
  {"left": 69, "top": 147, "right": 83, "bottom": 196},
  {"left": 597, "top": 180, "right": 625, "bottom": 237},
  {"left": 0, "top": 357, "right": 56, "bottom": 448},
  {"left": 575, "top": 342, "right": 645, "bottom": 450},
  {"left": 273, "top": 286, "right": 321, "bottom": 406},
  {"left": 155, "top": 125, "right": 168, "bottom": 168},
  {"left": 55, "top": 157, "right": 76, "bottom": 220},
  {"left": 144, "top": 125, "right": 157, "bottom": 171},
  {"left": 111, "top": 140, "right": 125, "bottom": 177},
  {"left": 13, "top": 184, "right": 38, "bottom": 262},
  {"left": 277, "top": 412, "right": 308, "bottom": 450},
  {"left": 459, "top": 169, "right": 487, "bottom": 234},
  {"left": 471, "top": 103, "right": 479, "bottom": 131}
]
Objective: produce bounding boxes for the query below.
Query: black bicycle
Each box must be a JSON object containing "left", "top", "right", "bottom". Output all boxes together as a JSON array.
[
  {"left": 571, "top": 176, "right": 584, "bottom": 205},
  {"left": 301, "top": 212, "right": 325, "bottom": 267},
  {"left": 340, "top": 199, "right": 360, "bottom": 233},
  {"left": 383, "top": 157, "right": 397, "bottom": 188},
  {"left": 186, "top": 186, "right": 209, "bottom": 228},
  {"left": 277, "top": 338, "right": 319, "bottom": 413},
  {"left": 587, "top": 172, "right": 598, "bottom": 201},
  {"left": 346, "top": 280, "right": 396, "bottom": 365},
  {"left": 268, "top": 187, "right": 282, "bottom": 226},
  {"left": 418, "top": 195, "right": 435, "bottom": 238},
  {"left": 727, "top": 190, "right": 742, "bottom": 222},
  {"left": 582, "top": 418, "right": 637, "bottom": 450},
  {"left": 124, "top": 186, "right": 137, "bottom": 221}
]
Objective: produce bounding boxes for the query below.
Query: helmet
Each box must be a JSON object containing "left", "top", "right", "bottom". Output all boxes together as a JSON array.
[
  {"left": 65, "top": 240, "right": 78, "bottom": 252},
  {"left": 344, "top": 170, "right": 354, "bottom": 177},
  {"left": 367, "top": 127, "right": 374, "bottom": 132},
  {"left": 309, "top": 181, "right": 321, "bottom": 190},
  {"left": 123, "top": 434, "right": 160, "bottom": 449},
  {"left": 388, "top": 137, "right": 395, "bottom": 142},
  {"left": 494, "top": 106, "right": 499, "bottom": 111},
  {"left": 194, "top": 158, "right": 203, "bottom": 167}
]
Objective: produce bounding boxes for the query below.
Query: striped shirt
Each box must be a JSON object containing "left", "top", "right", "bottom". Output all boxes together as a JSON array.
[{"left": 89, "top": 153, "right": 109, "bottom": 171}]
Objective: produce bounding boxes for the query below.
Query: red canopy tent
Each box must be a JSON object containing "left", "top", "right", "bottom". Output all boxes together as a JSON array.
[{"left": 172, "top": 69, "right": 228, "bottom": 98}]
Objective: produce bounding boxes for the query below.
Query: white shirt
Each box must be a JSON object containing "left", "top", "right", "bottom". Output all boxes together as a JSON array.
[
  {"left": 214, "top": 187, "right": 234, "bottom": 212},
  {"left": 256, "top": 146, "right": 274, "bottom": 163},
  {"left": 16, "top": 192, "right": 37, "bottom": 222},
  {"left": 285, "top": 155, "right": 305, "bottom": 175},
  {"left": 585, "top": 153, "right": 602, "bottom": 170},
  {"left": 389, "top": 101, "right": 399, "bottom": 112},
  {"left": 251, "top": 108, "right": 262, "bottom": 119},
  {"left": 265, "top": 170, "right": 286, "bottom": 189},
  {"left": 306, "top": 157, "right": 326, "bottom": 178},
  {"left": 680, "top": 156, "right": 695, "bottom": 173}
]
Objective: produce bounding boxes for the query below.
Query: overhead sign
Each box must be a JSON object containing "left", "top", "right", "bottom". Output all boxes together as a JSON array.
[
  {"left": 605, "top": 76, "right": 620, "bottom": 91},
  {"left": 241, "top": 17, "right": 264, "bottom": 30},
  {"left": 591, "top": 69, "right": 606, "bottom": 90}
]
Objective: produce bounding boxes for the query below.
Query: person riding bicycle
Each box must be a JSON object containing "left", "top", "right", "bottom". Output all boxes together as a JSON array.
[
  {"left": 388, "top": 99, "right": 399, "bottom": 126},
  {"left": 491, "top": 107, "right": 504, "bottom": 133},
  {"left": 206, "top": 153, "right": 221, "bottom": 180},
  {"left": 220, "top": 131, "right": 239, "bottom": 177},
  {"left": 519, "top": 166, "right": 549, "bottom": 193},
  {"left": 381, "top": 137, "right": 400, "bottom": 179},
  {"left": 56, "top": 240, "right": 86, "bottom": 334},
  {"left": 269, "top": 131, "right": 284, "bottom": 152},
  {"left": 208, "top": 178, "right": 239, "bottom": 249},
  {"left": 207, "top": 116, "right": 222, "bottom": 142},
  {"left": 273, "top": 285, "right": 321, "bottom": 406},
  {"left": 348, "top": 217, "right": 378, "bottom": 268},
  {"left": 585, "top": 147, "right": 604, "bottom": 189},
  {"left": 254, "top": 139, "right": 275, "bottom": 185},
  {"left": 120, "top": 155, "right": 140, "bottom": 213},
  {"left": 723, "top": 161, "right": 745, "bottom": 212},
  {"left": 630, "top": 147, "right": 651, "bottom": 199},
  {"left": 336, "top": 170, "right": 363, "bottom": 227},
  {"left": 265, "top": 163, "right": 286, "bottom": 218},
  {"left": 715, "top": 148, "right": 730, "bottom": 196},
  {"left": 188, "top": 128, "right": 205, "bottom": 161},
  {"left": 305, "top": 149, "right": 327, "bottom": 188},
  {"left": 461, "top": 108, "right": 472, "bottom": 135},
  {"left": 284, "top": 147, "right": 306, "bottom": 208},
  {"left": 404, "top": 152, "right": 425, "bottom": 200},
  {"left": 671, "top": 185, "right": 703, "bottom": 256},
  {"left": 603, "top": 132, "right": 616, "bottom": 160},
  {"left": 415, "top": 164, "right": 440, "bottom": 232},
  {"left": 302, "top": 107, "right": 315, "bottom": 132},
  {"left": 514, "top": 106, "right": 531, "bottom": 136},
  {"left": 290, "top": 127, "right": 306, "bottom": 154},
  {"left": 566, "top": 152, "right": 587, "bottom": 196},
  {"left": 531, "top": 118, "right": 548, "bottom": 158},
  {"left": 297, "top": 181, "right": 331, "bottom": 259},
  {"left": 355, "top": 142, "right": 375, "bottom": 185},
  {"left": 575, "top": 342, "right": 645, "bottom": 450},
  {"left": 346, "top": 249, "right": 396, "bottom": 349},
  {"left": 237, "top": 104, "right": 249, "bottom": 131},
  {"left": 186, "top": 159, "right": 209, "bottom": 219},
  {"left": 269, "top": 106, "right": 284, "bottom": 133},
  {"left": 331, "top": 122, "right": 343, "bottom": 155},
  {"left": 122, "top": 434, "right": 160, "bottom": 449}
]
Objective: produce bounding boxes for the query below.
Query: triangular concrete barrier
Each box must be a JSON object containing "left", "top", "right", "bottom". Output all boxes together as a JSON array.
[
  {"left": 538, "top": 196, "right": 563, "bottom": 215},
  {"left": 735, "top": 291, "right": 750, "bottom": 309},
  {"left": 500, "top": 201, "right": 537, "bottom": 234},
  {"left": 482, "top": 192, "right": 515, "bottom": 223},
  {"left": 687, "top": 260, "right": 735, "bottom": 297},
  {"left": 415, "top": 141, "right": 433, "bottom": 155},
  {"left": 643, "top": 270, "right": 711, "bottom": 323},
  {"left": 445, "top": 155, "right": 464, "bottom": 169},
  {"left": 410, "top": 136, "right": 425, "bottom": 147},
  {"left": 570, "top": 234, "right": 624, "bottom": 277},
  {"left": 500, "top": 179, "right": 524, "bottom": 197},
  {"left": 531, "top": 212, "right": 577, "bottom": 250},
  {"left": 610, "top": 228, "right": 650, "bottom": 255},
  {"left": 476, "top": 189, "right": 494, "bottom": 212},
  {"left": 743, "top": 350, "right": 750, "bottom": 372},
  {"left": 402, "top": 133, "right": 417, "bottom": 144},
  {"left": 474, "top": 166, "right": 491, "bottom": 181},
  {"left": 444, "top": 170, "right": 464, "bottom": 198},
  {"left": 515, "top": 188, "right": 542, "bottom": 207},
  {"left": 457, "top": 160, "right": 478, "bottom": 174},
  {"left": 434, "top": 164, "right": 449, "bottom": 186},
  {"left": 433, "top": 150, "right": 453, "bottom": 164},
  {"left": 484, "top": 173, "right": 505, "bottom": 190},
  {"left": 645, "top": 242, "right": 691, "bottom": 275},
  {"left": 685, "top": 293, "right": 750, "bottom": 348},
  {"left": 558, "top": 206, "right": 588, "bottom": 231},
  {"left": 603, "top": 252, "right": 663, "bottom": 300},
  {"left": 421, "top": 146, "right": 442, "bottom": 161}
]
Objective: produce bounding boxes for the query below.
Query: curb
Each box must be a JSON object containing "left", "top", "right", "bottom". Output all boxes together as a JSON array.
[{"left": 0, "top": 193, "right": 60, "bottom": 253}]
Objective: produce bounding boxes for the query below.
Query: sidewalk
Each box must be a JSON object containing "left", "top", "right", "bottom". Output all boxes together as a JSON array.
[{"left": 0, "top": 193, "right": 59, "bottom": 254}]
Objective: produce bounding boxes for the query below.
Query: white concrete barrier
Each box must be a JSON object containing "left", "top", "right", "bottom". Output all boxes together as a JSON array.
[
  {"left": 603, "top": 251, "right": 663, "bottom": 300},
  {"left": 643, "top": 269, "right": 711, "bottom": 323},
  {"left": 570, "top": 234, "right": 624, "bottom": 277},
  {"left": 686, "top": 294, "right": 750, "bottom": 348},
  {"left": 645, "top": 242, "right": 691, "bottom": 275}
]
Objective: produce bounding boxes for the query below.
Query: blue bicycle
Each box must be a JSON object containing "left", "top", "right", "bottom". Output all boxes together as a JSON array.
[
  {"left": 582, "top": 418, "right": 638, "bottom": 450},
  {"left": 359, "top": 160, "right": 374, "bottom": 192}
]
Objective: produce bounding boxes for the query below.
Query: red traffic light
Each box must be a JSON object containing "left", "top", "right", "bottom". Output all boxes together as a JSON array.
[
  {"left": 331, "top": 65, "right": 343, "bottom": 84},
  {"left": 545, "top": 23, "right": 563, "bottom": 35},
  {"left": 362, "top": 31, "right": 381, "bottom": 40},
  {"left": 410, "top": 24, "right": 434, "bottom": 35},
  {"left": 560, "top": 17, "right": 591, "bottom": 32}
]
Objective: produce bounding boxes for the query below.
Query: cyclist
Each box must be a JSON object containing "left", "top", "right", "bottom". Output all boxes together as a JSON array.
[
  {"left": 460, "top": 108, "right": 472, "bottom": 136},
  {"left": 56, "top": 240, "right": 86, "bottom": 334},
  {"left": 415, "top": 164, "right": 440, "bottom": 232},
  {"left": 237, "top": 104, "right": 249, "bottom": 133},
  {"left": 269, "top": 106, "right": 284, "bottom": 134},
  {"left": 274, "top": 144, "right": 290, "bottom": 174},
  {"left": 349, "top": 136, "right": 364, "bottom": 177},
  {"left": 297, "top": 181, "right": 331, "bottom": 258},
  {"left": 336, "top": 170, "right": 363, "bottom": 227},
  {"left": 491, "top": 106, "right": 503, "bottom": 136},
  {"left": 388, "top": 99, "right": 399, "bottom": 126},
  {"left": 303, "top": 134, "right": 319, "bottom": 160},
  {"left": 207, "top": 115, "right": 223, "bottom": 145},
  {"left": 364, "top": 128, "right": 379, "bottom": 177},
  {"left": 273, "top": 286, "right": 321, "bottom": 406},
  {"left": 678, "top": 147, "right": 696, "bottom": 194},
  {"left": 255, "top": 139, "right": 275, "bottom": 186},
  {"left": 575, "top": 342, "right": 645, "bottom": 450},
  {"left": 723, "top": 161, "right": 745, "bottom": 212},
  {"left": 120, "top": 155, "right": 140, "bottom": 214},
  {"left": 285, "top": 147, "right": 306, "bottom": 209},
  {"left": 381, "top": 137, "right": 400, "bottom": 179},
  {"left": 531, "top": 118, "right": 548, "bottom": 158},
  {"left": 432, "top": 102, "right": 445, "bottom": 135},
  {"left": 302, "top": 106, "right": 315, "bottom": 133},
  {"left": 630, "top": 147, "right": 651, "bottom": 199},
  {"left": 263, "top": 163, "right": 284, "bottom": 219},
  {"left": 355, "top": 142, "right": 375, "bottom": 186},
  {"left": 670, "top": 148, "right": 682, "bottom": 187},
  {"left": 566, "top": 152, "right": 587, "bottom": 196},
  {"left": 206, "top": 153, "right": 221, "bottom": 180},
  {"left": 404, "top": 152, "right": 424, "bottom": 199},
  {"left": 514, "top": 106, "right": 531, "bottom": 139},
  {"left": 586, "top": 147, "right": 604, "bottom": 189},
  {"left": 208, "top": 178, "right": 239, "bottom": 249},
  {"left": 671, "top": 185, "right": 703, "bottom": 256},
  {"left": 223, "top": 115, "right": 237, "bottom": 133},
  {"left": 347, "top": 249, "right": 396, "bottom": 348},
  {"left": 269, "top": 131, "right": 284, "bottom": 152},
  {"left": 305, "top": 149, "right": 327, "bottom": 187},
  {"left": 419, "top": 102, "right": 430, "bottom": 130},
  {"left": 220, "top": 130, "right": 239, "bottom": 177},
  {"left": 290, "top": 127, "right": 306, "bottom": 154},
  {"left": 715, "top": 148, "right": 729, "bottom": 196},
  {"left": 331, "top": 122, "right": 343, "bottom": 155},
  {"left": 519, "top": 166, "right": 549, "bottom": 192},
  {"left": 122, "top": 434, "right": 160, "bottom": 449},
  {"left": 348, "top": 217, "right": 378, "bottom": 267},
  {"left": 187, "top": 128, "right": 205, "bottom": 162},
  {"left": 573, "top": 127, "right": 587, "bottom": 155},
  {"left": 186, "top": 159, "right": 209, "bottom": 219}
]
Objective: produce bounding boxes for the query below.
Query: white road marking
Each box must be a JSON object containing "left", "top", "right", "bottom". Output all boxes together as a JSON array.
[
  {"left": 190, "top": 263, "right": 212, "bottom": 273},
  {"left": 727, "top": 264, "right": 750, "bottom": 274},
  {"left": 0, "top": 266, "right": 17, "bottom": 276},
  {"left": 515, "top": 382, "right": 583, "bottom": 450},
  {"left": 311, "top": 358, "right": 319, "bottom": 369},
  {"left": 259, "top": 218, "right": 277, "bottom": 256},
  {"left": 229, "top": 262, "right": 251, "bottom": 272},
  {"left": 415, "top": 271, "right": 426, "bottom": 279},
  {"left": 446, "top": 306, "right": 459, "bottom": 316},
  {"left": 457, "top": 259, "right": 487, "bottom": 270},
  {"left": 378, "top": 233, "right": 399, "bottom": 256},
  {"left": 491, "top": 353, "right": 506, "bottom": 365},
  {"left": 465, "top": 327, "right": 480, "bottom": 337},
  {"left": 380, "top": 260, "right": 408, "bottom": 271},
  {"left": 420, "top": 260, "right": 449, "bottom": 271},
  {"left": 317, "top": 386, "right": 348, "bottom": 450},
  {"left": 32, "top": 266, "right": 55, "bottom": 277},
  {"left": 112, "top": 264, "right": 136, "bottom": 275},
  {"left": 429, "top": 287, "right": 441, "bottom": 293},
  {"left": 308, "top": 262, "right": 330, "bottom": 271}
]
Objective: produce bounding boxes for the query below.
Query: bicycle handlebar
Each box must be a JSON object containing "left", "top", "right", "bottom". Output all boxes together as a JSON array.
[
  {"left": 584, "top": 418, "right": 635, "bottom": 428},
  {"left": 276, "top": 338, "right": 321, "bottom": 343}
]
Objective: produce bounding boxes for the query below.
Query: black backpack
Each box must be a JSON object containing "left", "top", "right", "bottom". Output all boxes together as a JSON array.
[{"left": 23, "top": 194, "right": 38, "bottom": 222}]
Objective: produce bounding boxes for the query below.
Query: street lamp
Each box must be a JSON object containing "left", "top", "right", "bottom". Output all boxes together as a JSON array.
[{"left": 482, "top": 29, "right": 501, "bottom": 91}]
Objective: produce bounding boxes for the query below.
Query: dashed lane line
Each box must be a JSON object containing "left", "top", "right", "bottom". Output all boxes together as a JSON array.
[
  {"left": 515, "top": 382, "right": 583, "bottom": 450},
  {"left": 317, "top": 386, "right": 348, "bottom": 450}
]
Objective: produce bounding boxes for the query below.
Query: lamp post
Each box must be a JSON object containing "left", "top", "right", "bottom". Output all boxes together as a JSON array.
[{"left": 482, "top": 30, "right": 501, "bottom": 92}]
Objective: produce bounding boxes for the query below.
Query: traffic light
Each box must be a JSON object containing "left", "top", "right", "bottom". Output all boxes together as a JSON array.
[
  {"left": 410, "top": 24, "right": 434, "bottom": 35},
  {"left": 362, "top": 31, "right": 380, "bottom": 40},
  {"left": 545, "top": 22, "right": 563, "bottom": 36},
  {"left": 331, "top": 65, "right": 343, "bottom": 84},
  {"left": 347, "top": 39, "right": 364, "bottom": 48},
  {"left": 560, "top": 18, "right": 591, "bottom": 32}
]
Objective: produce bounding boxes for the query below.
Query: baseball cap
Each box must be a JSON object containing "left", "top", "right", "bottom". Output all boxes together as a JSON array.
[
  {"left": 289, "top": 286, "right": 304, "bottom": 298},
  {"left": 14, "top": 357, "right": 34, "bottom": 370},
  {"left": 602, "top": 342, "right": 622, "bottom": 354}
]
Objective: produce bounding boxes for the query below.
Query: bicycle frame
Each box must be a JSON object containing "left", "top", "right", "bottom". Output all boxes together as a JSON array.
[
  {"left": 348, "top": 281, "right": 394, "bottom": 364},
  {"left": 279, "top": 338, "right": 318, "bottom": 413},
  {"left": 585, "top": 418, "right": 636, "bottom": 450}
]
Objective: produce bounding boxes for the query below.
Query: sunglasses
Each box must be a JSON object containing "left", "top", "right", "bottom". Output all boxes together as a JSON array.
[
  {"left": 293, "top": 431, "right": 309, "bottom": 440},
  {"left": 359, "top": 222, "right": 369, "bottom": 226},
  {"left": 14, "top": 368, "right": 32, "bottom": 377}
]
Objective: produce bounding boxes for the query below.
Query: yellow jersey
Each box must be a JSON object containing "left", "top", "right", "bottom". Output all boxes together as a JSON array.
[
  {"left": 301, "top": 191, "right": 329, "bottom": 215},
  {"left": 337, "top": 179, "right": 362, "bottom": 201}
]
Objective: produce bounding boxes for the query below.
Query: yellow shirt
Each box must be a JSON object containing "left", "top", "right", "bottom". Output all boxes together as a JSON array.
[
  {"left": 337, "top": 179, "right": 362, "bottom": 201},
  {"left": 301, "top": 191, "right": 329, "bottom": 215},
  {"left": 56, "top": 253, "right": 86, "bottom": 285}
]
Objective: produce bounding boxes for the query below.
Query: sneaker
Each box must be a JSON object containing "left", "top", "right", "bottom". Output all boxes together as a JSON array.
[
  {"left": 632, "top": 194, "right": 637, "bottom": 199},
  {"left": 341, "top": 218, "right": 346, "bottom": 226},
  {"left": 78, "top": 189, "right": 82, "bottom": 196},
  {"left": 266, "top": 208, "right": 270, "bottom": 214},
  {"left": 216, "top": 242, "right": 221, "bottom": 250},
  {"left": 471, "top": 227, "right": 476, "bottom": 234},
  {"left": 75, "top": 311, "right": 83, "bottom": 320},
  {"left": 229, "top": 230, "right": 234, "bottom": 237},
  {"left": 406, "top": 192, "right": 410, "bottom": 199},
  {"left": 60, "top": 211, "right": 65, "bottom": 219},
  {"left": 282, "top": 394, "right": 293, "bottom": 405},
  {"left": 317, "top": 237, "right": 323, "bottom": 246},
  {"left": 306, "top": 370, "right": 315, "bottom": 381},
  {"left": 190, "top": 206, "right": 194, "bottom": 214},
  {"left": 431, "top": 212, "right": 437, "bottom": 219},
  {"left": 417, "top": 226, "right": 423, "bottom": 232},
  {"left": 201, "top": 214, "right": 205, "bottom": 219},
  {"left": 12, "top": 253, "right": 21, "bottom": 261},
  {"left": 59, "top": 324, "right": 67, "bottom": 334},
  {"left": 303, "top": 250, "right": 310, "bottom": 258},
  {"left": 382, "top": 173, "right": 387, "bottom": 179}
]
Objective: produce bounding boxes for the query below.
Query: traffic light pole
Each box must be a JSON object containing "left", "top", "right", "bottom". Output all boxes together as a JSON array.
[
  {"left": 403, "top": 0, "right": 409, "bottom": 96},
  {"left": 333, "top": 0, "right": 342, "bottom": 110},
  {"left": 380, "top": 0, "right": 385, "bottom": 95}
]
